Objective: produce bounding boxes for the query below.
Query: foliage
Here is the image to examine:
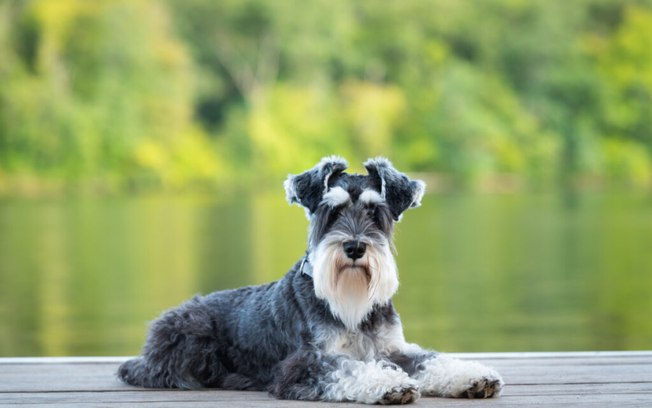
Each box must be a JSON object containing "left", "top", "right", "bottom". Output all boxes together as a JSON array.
[{"left": 1, "top": 0, "right": 652, "bottom": 194}]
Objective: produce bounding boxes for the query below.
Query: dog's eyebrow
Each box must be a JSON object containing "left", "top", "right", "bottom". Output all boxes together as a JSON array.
[
  {"left": 322, "top": 186, "right": 351, "bottom": 207},
  {"left": 359, "top": 189, "right": 383, "bottom": 205}
]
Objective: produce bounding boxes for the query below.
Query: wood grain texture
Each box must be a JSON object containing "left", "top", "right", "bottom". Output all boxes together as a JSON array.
[{"left": 1, "top": 352, "right": 650, "bottom": 407}]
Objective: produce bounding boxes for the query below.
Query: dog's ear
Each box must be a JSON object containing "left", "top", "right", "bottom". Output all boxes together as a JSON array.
[
  {"left": 364, "top": 157, "right": 425, "bottom": 221},
  {"left": 284, "top": 156, "right": 348, "bottom": 214}
]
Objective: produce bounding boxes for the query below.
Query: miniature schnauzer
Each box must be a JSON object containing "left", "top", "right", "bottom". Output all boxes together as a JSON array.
[{"left": 118, "top": 156, "right": 504, "bottom": 404}]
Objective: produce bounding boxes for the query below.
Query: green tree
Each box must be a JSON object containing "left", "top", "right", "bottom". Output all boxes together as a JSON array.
[{"left": 0, "top": 0, "right": 220, "bottom": 191}]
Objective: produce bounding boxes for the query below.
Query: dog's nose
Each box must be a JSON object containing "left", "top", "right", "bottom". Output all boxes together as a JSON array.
[{"left": 343, "top": 240, "right": 366, "bottom": 260}]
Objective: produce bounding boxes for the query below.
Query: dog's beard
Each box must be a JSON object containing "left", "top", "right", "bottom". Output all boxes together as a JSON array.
[{"left": 310, "top": 234, "right": 398, "bottom": 330}]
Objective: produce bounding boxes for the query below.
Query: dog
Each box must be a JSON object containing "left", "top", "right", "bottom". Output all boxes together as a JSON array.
[{"left": 118, "top": 156, "right": 504, "bottom": 404}]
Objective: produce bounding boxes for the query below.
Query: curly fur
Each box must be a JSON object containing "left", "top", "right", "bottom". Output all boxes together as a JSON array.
[{"left": 117, "top": 157, "right": 504, "bottom": 404}]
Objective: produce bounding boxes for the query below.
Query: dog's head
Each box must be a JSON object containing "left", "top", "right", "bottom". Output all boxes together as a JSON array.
[{"left": 284, "top": 156, "right": 425, "bottom": 329}]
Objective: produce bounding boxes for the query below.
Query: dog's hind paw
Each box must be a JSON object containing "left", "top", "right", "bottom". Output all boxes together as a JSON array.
[{"left": 379, "top": 385, "right": 420, "bottom": 405}]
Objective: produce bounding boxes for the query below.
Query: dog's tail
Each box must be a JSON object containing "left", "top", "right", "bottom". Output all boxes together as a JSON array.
[
  {"left": 118, "top": 357, "right": 200, "bottom": 389},
  {"left": 117, "top": 358, "right": 150, "bottom": 387}
]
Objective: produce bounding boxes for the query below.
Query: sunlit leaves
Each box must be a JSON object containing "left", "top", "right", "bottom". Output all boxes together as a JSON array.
[{"left": 2, "top": 0, "right": 652, "bottom": 193}]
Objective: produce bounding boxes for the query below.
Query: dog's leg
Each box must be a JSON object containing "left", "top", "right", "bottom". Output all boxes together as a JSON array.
[
  {"left": 118, "top": 296, "right": 229, "bottom": 389},
  {"left": 270, "top": 349, "right": 420, "bottom": 404},
  {"left": 389, "top": 348, "right": 503, "bottom": 398}
]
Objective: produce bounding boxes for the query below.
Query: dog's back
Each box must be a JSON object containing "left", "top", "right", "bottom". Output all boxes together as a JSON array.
[{"left": 118, "top": 260, "right": 331, "bottom": 390}]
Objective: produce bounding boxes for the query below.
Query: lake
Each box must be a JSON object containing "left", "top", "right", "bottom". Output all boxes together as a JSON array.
[{"left": 1, "top": 190, "right": 651, "bottom": 356}]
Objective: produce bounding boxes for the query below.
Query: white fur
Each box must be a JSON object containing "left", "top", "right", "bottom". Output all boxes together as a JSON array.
[
  {"left": 310, "top": 233, "right": 398, "bottom": 331},
  {"left": 414, "top": 354, "right": 504, "bottom": 398},
  {"left": 411, "top": 180, "right": 426, "bottom": 208},
  {"left": 363, "top": 157, "right": 390, "bottom": 200},
  {"left": 316, "top": 324, "right": 503, "bottom": 400},
  {"left": 359, "top": 189, "right": 383, "bottom": 205},
  {"left": 318, "top": 320, "right": 409, "bottom": 361},
  {"left": 283, "top": 155, "right": 348, "bottom": 212},
  {"left": 320, "top": 155, "right": 348, "bottom": 193},
  {"left": 323, "top": 359, "right": 419, "bottom": 404},
  {"left": 283, "top": 176, "right": 297, "bottom": 205},
  {"left": 323, "top": 186, "right": 351, "bottom": 207}
]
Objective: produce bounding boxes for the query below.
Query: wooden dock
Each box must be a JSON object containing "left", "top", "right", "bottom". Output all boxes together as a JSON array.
[{"left": 1, "top": 352, "right": 651, "bottom": 407}]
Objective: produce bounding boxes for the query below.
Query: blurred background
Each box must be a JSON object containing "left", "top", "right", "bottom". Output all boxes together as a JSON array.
[{"left": 0, "top": 0, "right": 651, "bottom": 356}]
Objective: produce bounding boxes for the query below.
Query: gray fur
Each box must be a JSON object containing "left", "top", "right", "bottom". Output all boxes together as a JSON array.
[
  {"left": 364, "top": 157, "right": 425, "bottom": 221},
  {"left": 118, "top": 156, "right": 503, "bottom": 403},
  {"left": 284, "top": 156, "right": 348, "bottom": 214}
]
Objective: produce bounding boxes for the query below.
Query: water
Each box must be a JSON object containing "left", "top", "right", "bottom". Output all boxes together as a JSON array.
[{"left": 1, "top": 191, "right": 651, "bottom": 356}]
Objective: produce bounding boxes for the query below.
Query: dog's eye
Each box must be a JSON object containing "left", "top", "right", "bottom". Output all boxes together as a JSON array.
[
  {"left": 369, "top": 204, "right": 393, "bottom": 231},
  {"left": 325, "top": 205, "right": 345, "bottom": 227},
  {"left": 365, "top": 204, "right": 376, "bottom": 217}
]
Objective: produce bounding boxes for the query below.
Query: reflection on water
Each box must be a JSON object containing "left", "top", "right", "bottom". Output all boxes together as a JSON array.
[{"left": 1, "top": 191, "right": 651, "bottom": 356}]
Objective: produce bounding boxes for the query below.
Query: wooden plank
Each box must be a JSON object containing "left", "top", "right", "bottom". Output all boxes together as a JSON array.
[
  {"left": 3, "top": 352, "right": 651, "bottom": 369},
  {"left": 0, "top": 390, "right": 322, "bottom": 407},
  {"left": 0, "top": 363, "right": 126, "bottom": 392},
  {"left": 1, "top": 352, "right": 651, "bottom": 407},
  {"left": 2, "top": 359, "right": 651, "bottom": 392},
  {"left": 0, "top": 357, "right": 130, "bottom": 364},
  {"left": 3, "top": 351, "right": 650, "bottom": 363},
  {"left": 1, "top": 390, "right": 652, "bottom": 408},
  {"left": 450, "top": 351, "right": 652, "bottom": 359},
  {"left": 504, "top": 382, "right": 652, "bottom": 395},
  {"left": 484, "top": 355, "right": 652, "bottom": 367},
  {"left": 1, "top": 382, "right": 650, "bottom": 403}
]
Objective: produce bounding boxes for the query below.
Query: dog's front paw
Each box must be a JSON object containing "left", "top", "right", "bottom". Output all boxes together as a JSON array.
[
  {"left": 325, "top": 360, "right": 421, "bottom": 404},
  {"left": 415, "top": 355, "right": 504, "bottom": 398},
  {"left": 454, "top": 374, "right": 503, "bottom": 399},
  {"left": 379, "top": 384, "right": 420, "bottom": 405}
]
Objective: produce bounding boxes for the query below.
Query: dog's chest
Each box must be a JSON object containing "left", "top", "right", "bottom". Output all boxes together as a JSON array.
[
  {"left": 316, "top": 323, "right": 405, "bottom": 361},
  {"left": 319, "top": 330, "right": 376, "bottom": 360}
]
